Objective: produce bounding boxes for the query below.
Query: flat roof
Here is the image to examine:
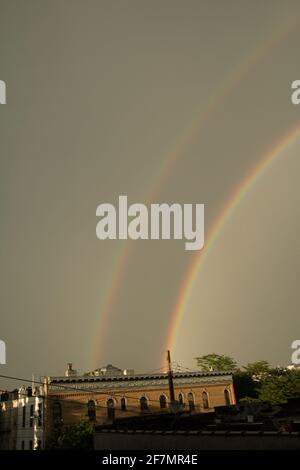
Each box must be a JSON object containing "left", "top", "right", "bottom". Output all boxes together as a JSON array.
[{"left": 48, "top": 370, "right": 233, "bottom": 384}]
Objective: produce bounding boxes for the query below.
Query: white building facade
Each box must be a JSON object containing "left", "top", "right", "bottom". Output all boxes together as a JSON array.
[
  {"left": 16, "top": 386, "right": 44, "bottom": 450},
  {"left": 0, "top": 386, "right": 44, "bottom": 450}
]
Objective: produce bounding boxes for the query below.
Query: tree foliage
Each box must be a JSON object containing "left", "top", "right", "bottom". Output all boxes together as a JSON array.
[
  {"left": 258, "top": 369, "right": 300, "bottom": 404},
  {"left": 233, "top": 371, "right": 258, "bottom": 402},
  {"left": 47, "top": 419, "right": 94, "bottom": 449},
  {"left": 243, "top": 360, "right": 271, "bottom": 377},
  {"left": 195, "top": 353, "right": 238, "bottom": 372},
  {"left": 195, "top": 354, "right": 300, "bottom": 405}
]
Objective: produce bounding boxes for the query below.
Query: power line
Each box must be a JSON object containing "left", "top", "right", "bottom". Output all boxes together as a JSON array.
[
  {"left": 1, "top": 386, "right": 112, "bottom": 412},
  {"left": 0, "top": 365, "right": 217, "bottom": 407},
  {"left": 0, "top": 372, "right": 185, "bottom": 407},
  {"left": 0, "top": 384, "right": 176, "bottom": 416}
]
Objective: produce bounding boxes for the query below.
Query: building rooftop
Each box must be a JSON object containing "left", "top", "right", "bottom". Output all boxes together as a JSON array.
[{"left": 48, "top": 370, "right": 233, "bottom": 384}]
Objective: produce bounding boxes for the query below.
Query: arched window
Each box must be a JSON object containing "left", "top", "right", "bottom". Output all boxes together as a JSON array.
[
  {"left": 159, "top": 395, "right": 167, "bottom": 409},
  {"left": 188, "top": 392, "right": 195, "bottom": 412},
  {"left": 178, "top": 393, "right": 184, "bottom": 405},
  {"left": 53, "top": 401, "right": 62, "bottom": 426},
  {"left": 121, "top": 397, "right": 126, "bottom": 411},
  {"left": 140, "top": 396, "right": 148, "bottom": 411},
  {"left": 87, "top": 400, "right": 96, "bottom": 422},
  {"left": 107, "top": 398, "right": 115, "bottom": 420},
  {"left": 202, "top": 391, "right": 209, "bottom": 409},
  {"left": 224, "top": 389, "right": 231, "bottom": 406}
]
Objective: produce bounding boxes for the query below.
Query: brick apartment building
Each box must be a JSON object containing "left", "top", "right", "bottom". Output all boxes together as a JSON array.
[
  {"left": 1, "top": 363, "right": 236, "bottom": 448},
  {"left": 43, "top": 363, "right": 236, "bottom": 445}
]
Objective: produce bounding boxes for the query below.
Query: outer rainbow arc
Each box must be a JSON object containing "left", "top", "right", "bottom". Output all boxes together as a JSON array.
[
  {"left": 91, "top": 12, "right": 300, "bottom": 366},
  {"left": 163, "top": 122, "right": 300, "bottom": 366}
]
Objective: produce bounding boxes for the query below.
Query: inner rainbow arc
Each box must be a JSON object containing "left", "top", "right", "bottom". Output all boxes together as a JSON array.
[{"left": 163, "top": 123, "right": 300, "bottom": 367}]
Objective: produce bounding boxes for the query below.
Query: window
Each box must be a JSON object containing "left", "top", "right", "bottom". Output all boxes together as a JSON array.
[
  {"left": 120, "top": 397, "right": 126, "bottom": 411},
  {"left": 29, "top": 405, "right": 34, "bottom": 427},
  {"left": 29, "top": 440, "right": 33, "bottom": 450},
  {"left": 1, "top": 391, "right": 9, "bottom": 401},
  {"left": 38, "top": 403, "right": 42, "bottom": 427},
  {"left": 159, "top": 395, "right": 167, "bottom": 409},
  {"left": 87, "top": 400, "right": 96, "bottom": 422},
  {"left": 188, "top": 392, "right": 195, "bottom": 412},
  {"left": 22, "top": 406, "right": 26, "bottom": 428},
  {"left": 107, "top": 398, "right": 115, "bottom": 420},
  {"left": 53, "top": 401, "right": 62, "bottom": 426},
  {"left": 224, "top": 389, "right": 231, "bottom": 406},
  {"left": 202, "top": 391, "right": 209, "bottom": 409},
  {"left": 140, "top": 396, "right": 148, "bottom": 411},
  {"left": 178, "top": 393, "right": 184, "bottom": 405},
  {"left": 21, "top": 440, "right": 25, "bottom": 450}
]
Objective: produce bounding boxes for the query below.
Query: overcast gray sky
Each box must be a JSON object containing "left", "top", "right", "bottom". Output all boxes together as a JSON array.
[{"left": 1, "top": 1, "right": 300, "bottom": 388}]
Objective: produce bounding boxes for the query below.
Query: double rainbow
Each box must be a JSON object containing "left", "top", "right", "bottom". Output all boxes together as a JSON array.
[{"left": 90, "top": 12, "right": 300, "bottom": 367}]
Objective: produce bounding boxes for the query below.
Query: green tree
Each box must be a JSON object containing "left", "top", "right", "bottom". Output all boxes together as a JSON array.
[
  {"left": 233, "top": 370, "right": 259, "bottom": 402},
  {"left": 258, "top": 369, "right": 300, "bottom": 404},
  {"left": 243, "top": 360, "right": 271, "bottom": 379},
  {"left": 47, "top": 419, "right": 94, "bottom": 449},
  {"left": 195, "top": 353, "right": 237, "bottom": 372}
]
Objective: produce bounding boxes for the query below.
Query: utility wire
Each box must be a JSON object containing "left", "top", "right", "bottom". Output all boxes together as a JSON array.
[
  {"left": 0, "top": 372, "right": 189, "bottom": 407},
  {"left": 0, "top": 384, "right": 180, "bottom": 416}
]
